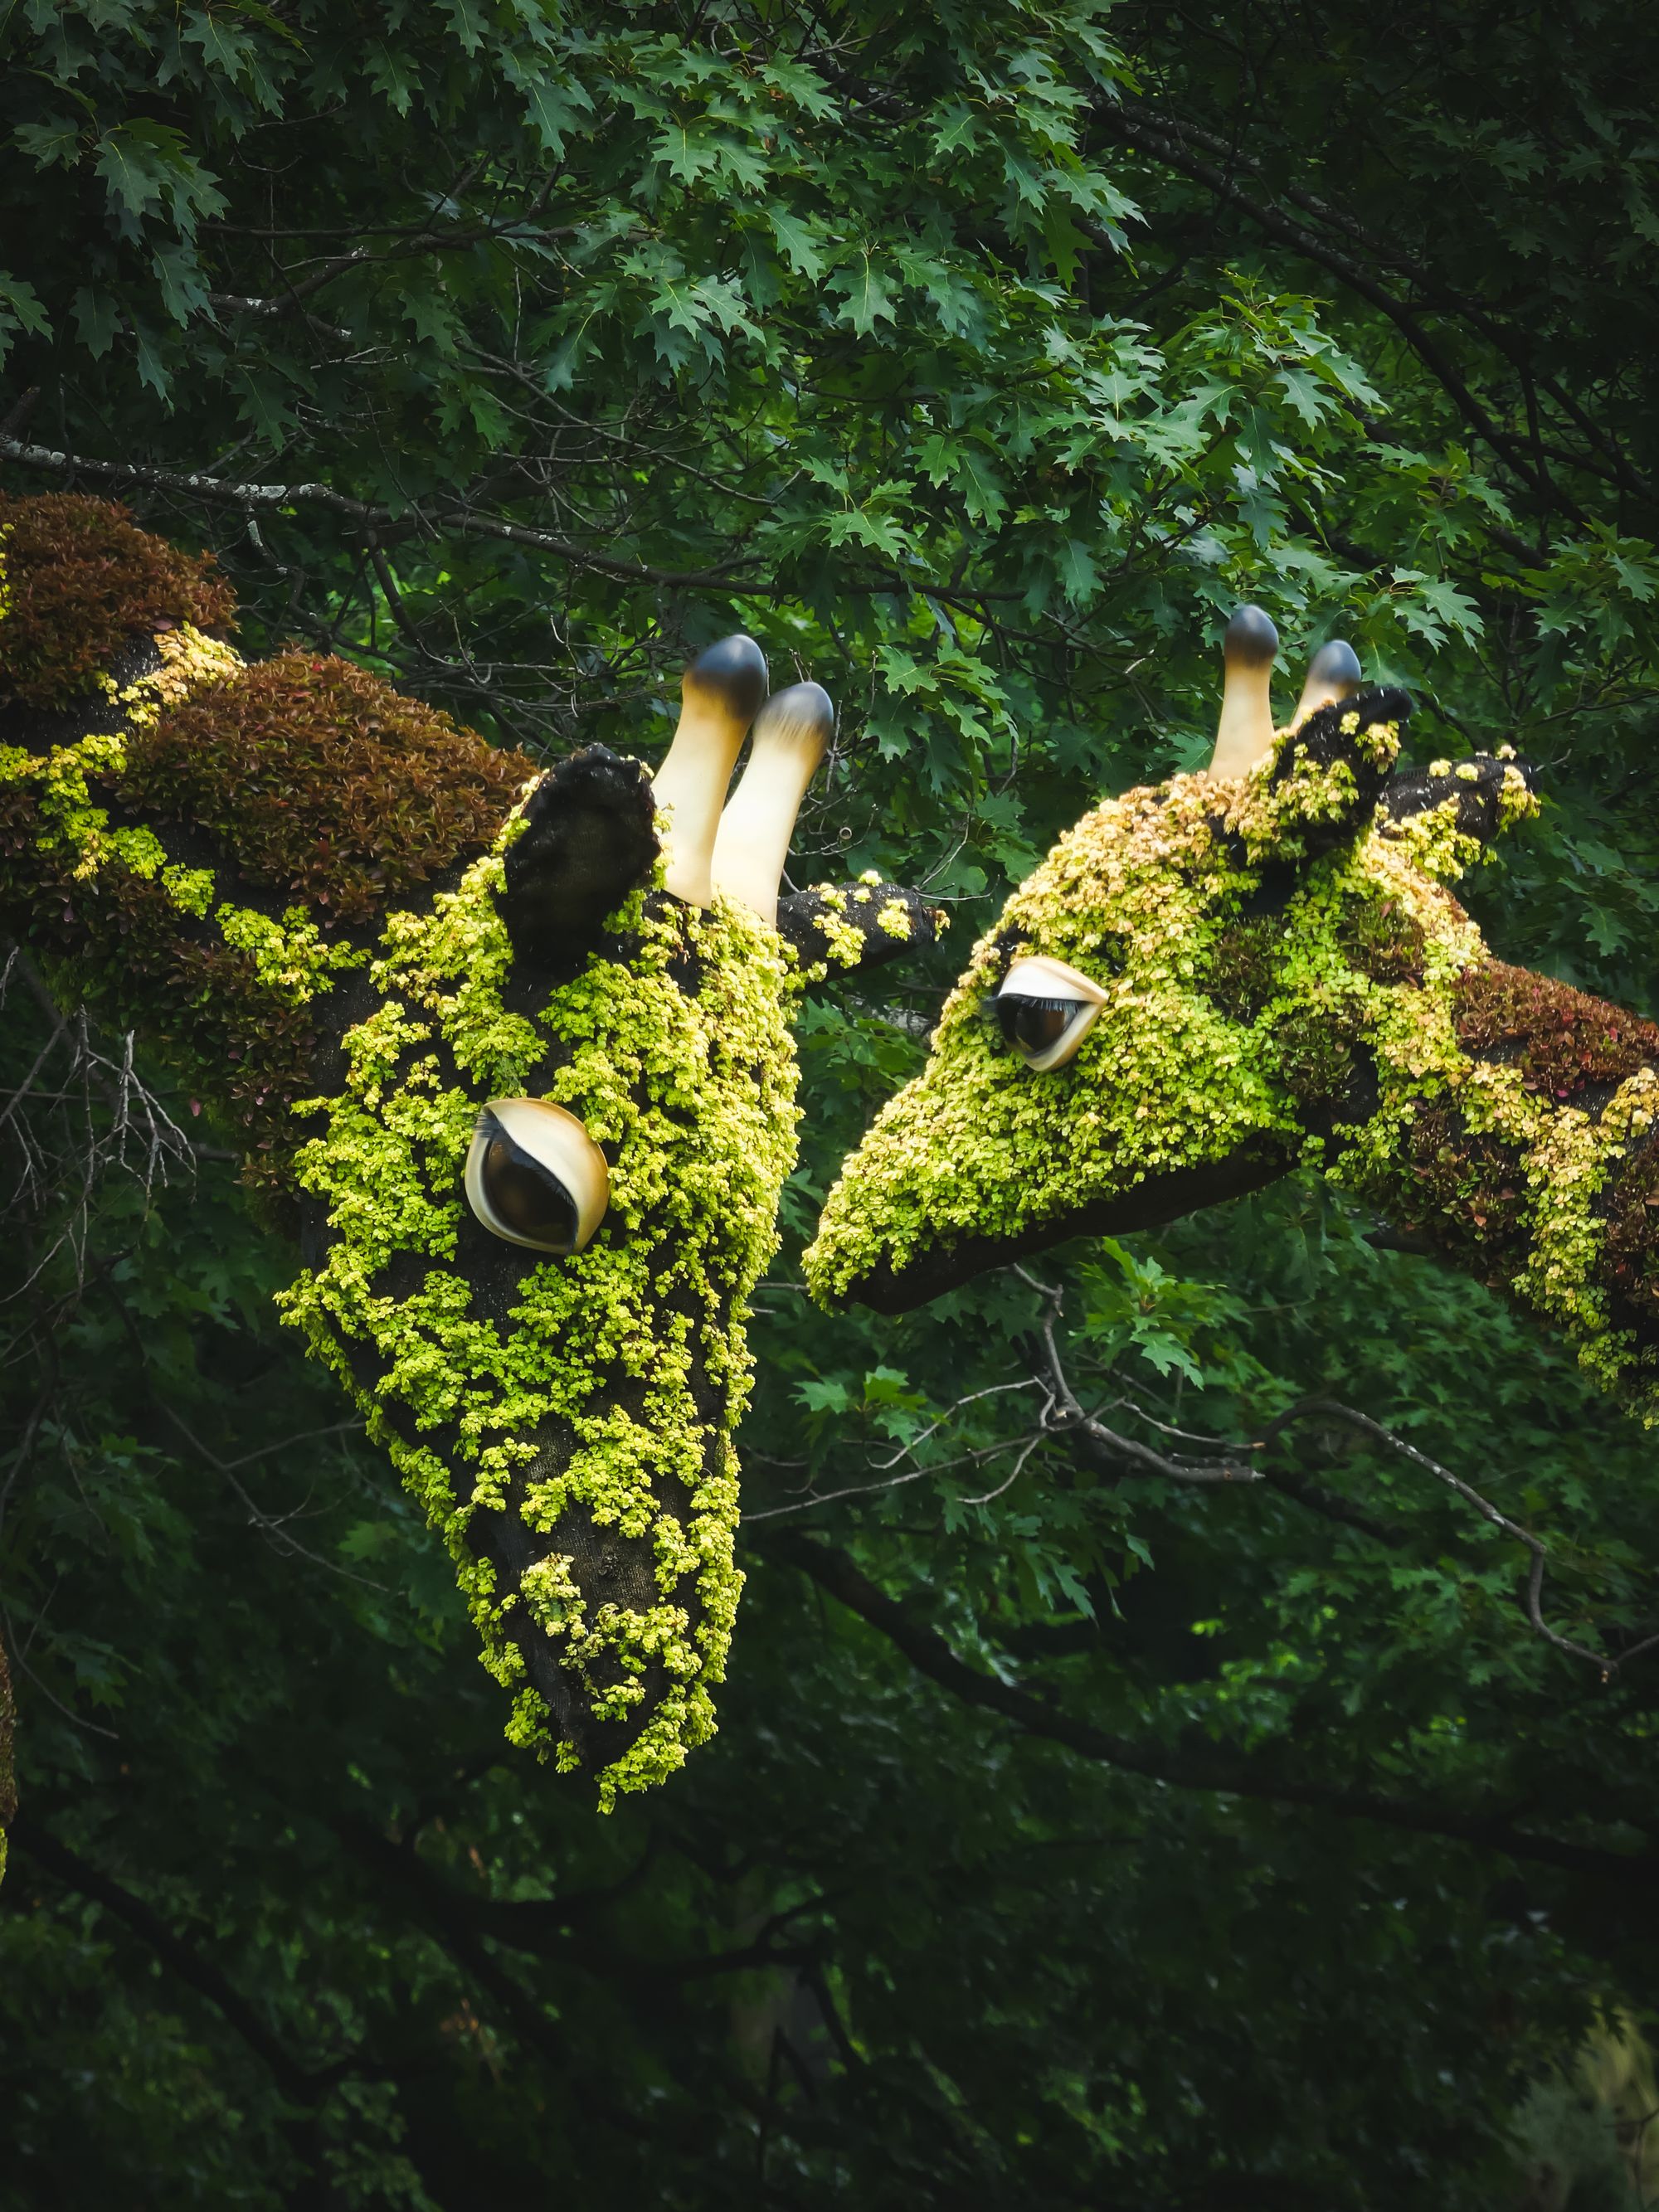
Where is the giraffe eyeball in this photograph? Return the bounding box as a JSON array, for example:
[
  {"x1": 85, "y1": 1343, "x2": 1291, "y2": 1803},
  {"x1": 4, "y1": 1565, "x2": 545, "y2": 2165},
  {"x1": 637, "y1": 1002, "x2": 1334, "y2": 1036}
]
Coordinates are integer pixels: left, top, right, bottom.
[
  {"x1": 994, "y1": 955, "x2": 1108, "y2": 1073},
  {"x1": 465, "y1": 1099, "x2": 610, "y2": 1254}
]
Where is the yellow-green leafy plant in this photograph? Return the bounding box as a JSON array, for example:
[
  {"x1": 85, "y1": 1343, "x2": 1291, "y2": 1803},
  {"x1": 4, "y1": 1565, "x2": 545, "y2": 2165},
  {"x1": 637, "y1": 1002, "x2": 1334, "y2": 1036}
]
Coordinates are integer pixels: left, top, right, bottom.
[
  {"x1": 808, "y1": 608, "x2": 1659, "y2": 1422},
  {"x1": 0, "y1": 493, "x2": 938, "y2": 1808}
]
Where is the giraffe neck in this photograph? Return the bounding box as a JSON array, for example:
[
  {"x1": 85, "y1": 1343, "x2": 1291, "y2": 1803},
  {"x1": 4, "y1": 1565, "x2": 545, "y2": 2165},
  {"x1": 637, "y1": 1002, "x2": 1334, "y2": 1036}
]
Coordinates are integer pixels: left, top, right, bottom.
[{"x1": 1336, "y1": 955, "x2": 1659, "y2": 1407}]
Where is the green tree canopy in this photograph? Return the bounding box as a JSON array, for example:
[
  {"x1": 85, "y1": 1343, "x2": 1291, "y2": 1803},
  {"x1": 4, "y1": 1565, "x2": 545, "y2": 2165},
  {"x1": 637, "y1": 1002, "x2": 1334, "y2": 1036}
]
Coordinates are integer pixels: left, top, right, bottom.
[{"x1": 2, "y1": 1, "x2": 1658, "y2": 2203}]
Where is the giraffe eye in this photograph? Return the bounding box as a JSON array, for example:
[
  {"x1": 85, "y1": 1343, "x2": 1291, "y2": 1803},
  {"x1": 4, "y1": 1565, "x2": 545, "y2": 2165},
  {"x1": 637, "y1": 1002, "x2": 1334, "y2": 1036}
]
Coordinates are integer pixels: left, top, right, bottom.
[
  {"x1": 995, "y1": 956, "x2": 1108, "y2": 1073},
  {"x1": 465, "y1": 1099, "x2": 610, "y2": 1254}
]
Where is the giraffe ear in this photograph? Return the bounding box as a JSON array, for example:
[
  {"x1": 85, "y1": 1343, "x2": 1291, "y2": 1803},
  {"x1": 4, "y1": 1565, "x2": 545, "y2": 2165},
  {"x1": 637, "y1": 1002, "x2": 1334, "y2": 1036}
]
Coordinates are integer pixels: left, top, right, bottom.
[
  {"x1": 775, "y1": 882, "x2": 944, "y2": 980},
  {"x1": 496, "y1": 745, "x2": 659, "y2": 967},
  {"x1": 1381, "y1": 751, "x2": 1540, "y2": 864},
  {"x1": 1245, "y1": 683, "x2": 1415, "y2": 857}
]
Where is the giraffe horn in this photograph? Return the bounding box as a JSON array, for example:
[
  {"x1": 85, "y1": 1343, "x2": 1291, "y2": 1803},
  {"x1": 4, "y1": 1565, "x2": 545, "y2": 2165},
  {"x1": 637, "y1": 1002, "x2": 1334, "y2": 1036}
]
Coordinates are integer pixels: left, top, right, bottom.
[
  {"x1": 1293, "y1": 639, "x2": 1363, "y2": 726},
  {"x1": 651, "y1": 634, "x2": 769, "y2": 906},
  {"x1": 709, "y1": 682, "x2": 834, "y2": 928},
  {"x1": 1206, "y1": 605, "x2": 1279, "y2": 780}
]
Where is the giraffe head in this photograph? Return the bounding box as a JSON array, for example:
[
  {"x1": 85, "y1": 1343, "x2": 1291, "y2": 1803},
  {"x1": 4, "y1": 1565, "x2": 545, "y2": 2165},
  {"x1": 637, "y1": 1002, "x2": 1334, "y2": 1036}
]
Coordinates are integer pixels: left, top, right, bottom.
[
  {"x1": 283, "y1": 646, "x2": 938, "y2": 1805},
  {"x1": 0, "y1": 493, "x2": 940, "y2": 1803},
  {"x1": 805, "y1": 608, "x2": 1540, "y2": 1319}
]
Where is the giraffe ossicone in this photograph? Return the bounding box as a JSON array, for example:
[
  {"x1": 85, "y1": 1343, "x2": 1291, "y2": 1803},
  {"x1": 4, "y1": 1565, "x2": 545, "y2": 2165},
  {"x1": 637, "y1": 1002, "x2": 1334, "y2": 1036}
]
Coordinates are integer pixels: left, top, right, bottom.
[{"x1": 806, "y1": 612, "x2": 1659, "y2": 1424}]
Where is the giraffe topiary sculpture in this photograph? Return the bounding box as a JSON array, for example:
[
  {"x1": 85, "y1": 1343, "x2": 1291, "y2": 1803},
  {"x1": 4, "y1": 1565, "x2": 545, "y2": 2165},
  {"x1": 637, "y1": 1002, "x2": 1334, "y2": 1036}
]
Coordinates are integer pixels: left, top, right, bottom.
[
  {"x1": 806, "y1": 607, "x2": 1659, "y2": 1423},
  {"x1": 0, "y1": 491, "x2": 939, "y2": 1811}
]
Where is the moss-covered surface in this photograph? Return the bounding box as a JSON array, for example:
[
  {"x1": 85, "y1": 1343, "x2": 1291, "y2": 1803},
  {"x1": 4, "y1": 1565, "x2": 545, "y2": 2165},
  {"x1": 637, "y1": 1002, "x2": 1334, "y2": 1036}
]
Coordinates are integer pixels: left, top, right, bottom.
[
  {"x1": 808, "y1": 697, "x2": 1659, "y2": 1419},
  {"x1": 807, "y1": 695, "x2": 1428, "y2": 1305},
  {"x1": 281, "y1": 831, "x2": 805, "y2": 1804},
  {"x1": 124, "y1": 649, "x2": 534, "y2": 924},
  {"x1": 267, "y1": 843, "x2": 906, "y2": 1798},
  {"x1": 775, "y1": 873, "x2": 937, "y2": 980},
  {"x1": 0, "y1": 491, "x2": 235, "y2": 712},
  {"x1": 1, "y1": 491, "x2": 937, "y2": 1799},
  {"x1": 0, "y1": 497, "x2": 537, "y2": 1178},
  {"x1": 1229, "y1": 688, "x2": 1413, "y2": 862},
  {"x1": 0, "y1": 618, "x2": 338, "y2": 1167}
]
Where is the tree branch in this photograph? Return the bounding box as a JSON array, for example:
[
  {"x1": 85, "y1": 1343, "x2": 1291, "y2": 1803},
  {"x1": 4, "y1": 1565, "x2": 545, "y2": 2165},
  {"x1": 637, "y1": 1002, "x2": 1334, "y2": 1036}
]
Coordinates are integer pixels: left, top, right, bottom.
[
  {"x1": 0, "y1": 436, "x2": 1038, "y2": 620},
  {"x1": 337, "y1": 1818, "x2": 812, "y2": 1987},
  {"x1": 756, "y1": 1529, "x2": 1659, "y2": 1888},
  {"x1": 1258, "y1": 1400, "x2": 1643, "y2": 1673},
  {"x1": 1132, "y1": 102, "x2": 1656, "y2": 511},
  {"x1": 1092, "y1": 100, "x2": 1589, "y2": 525},
  {"x1": 9, "y1": 1812, "x2": 343, "y2": 2102},
  {"x1": 0, "y1": 438, "x2": 749, "y2": 590}
]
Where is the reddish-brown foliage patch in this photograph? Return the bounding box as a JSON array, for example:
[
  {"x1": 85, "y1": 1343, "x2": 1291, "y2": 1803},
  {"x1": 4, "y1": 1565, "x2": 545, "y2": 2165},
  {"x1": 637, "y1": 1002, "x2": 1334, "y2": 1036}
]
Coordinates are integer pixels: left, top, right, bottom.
[
  {"x1": 0, "y1": 493, "x2": 236, "y2": 711},
  {"x1": 1395, "y1": 1103, "x2": 1530, "y2": 1256},
  {"x1": 1265, "y1": 1000, "x2": 1367, "y2": 1112},
  {"x1": 1204, "y1": 917, "x2": 1281, "y2": 1023},
  {"x1": 1600, "y1": 1139, "x2": 1659, "y2": 1334},
  {"x1": 123, "y1": 651, "x2": 536, "y2": 924},
  {"x1": 1453, "y1": 960, "x2": 1659, "y2": 1106},
  {"x1": 1334, "y1": 893, "x2": 1427, "y2": 984}
]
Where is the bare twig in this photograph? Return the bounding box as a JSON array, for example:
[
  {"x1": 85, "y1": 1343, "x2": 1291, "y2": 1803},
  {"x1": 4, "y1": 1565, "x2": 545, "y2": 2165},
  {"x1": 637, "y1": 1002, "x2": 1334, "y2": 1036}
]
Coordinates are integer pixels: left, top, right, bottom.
[
  {"x1": 1257, "y1": 1399, "x2": 1627, "y2": 1675},
  {"x1": 0, "y1": 436, "x2": 752, "y2": 588},
  {"x1": 1034, "y1": 1306, "x2": 1260, "y2": 1487},
  {"x1": 749, "y1": 1260, "x2": 1657, "y2": 1681},
  {"x1": 0, "y1": 947, "x2": 194, "y2": 1303}
]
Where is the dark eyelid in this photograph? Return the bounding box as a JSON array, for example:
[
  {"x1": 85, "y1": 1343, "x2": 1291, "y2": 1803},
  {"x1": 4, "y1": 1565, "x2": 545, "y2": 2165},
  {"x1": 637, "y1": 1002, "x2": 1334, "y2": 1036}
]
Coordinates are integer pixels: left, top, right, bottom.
[
  {"x1": 480, "y1": 1130, "x2": 577, "y2": 1247},
  {"x1": 984, "y1": 993, "x2": 1088, "y2": 1027}
]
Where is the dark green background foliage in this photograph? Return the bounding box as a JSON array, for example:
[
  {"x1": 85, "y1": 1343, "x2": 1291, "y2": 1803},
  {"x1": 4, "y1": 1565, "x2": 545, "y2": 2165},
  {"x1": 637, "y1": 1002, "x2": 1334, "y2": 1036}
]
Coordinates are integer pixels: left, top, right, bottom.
[{"x1": 2, "y1": 1, "x2": 1658, "y2": 2202}]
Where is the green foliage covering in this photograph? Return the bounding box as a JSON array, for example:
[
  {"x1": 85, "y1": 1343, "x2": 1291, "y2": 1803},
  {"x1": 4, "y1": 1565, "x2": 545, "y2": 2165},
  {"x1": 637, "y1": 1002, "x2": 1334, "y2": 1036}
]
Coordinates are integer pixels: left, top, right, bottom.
[
  {"x1": 285, "y1": 848, "x2": 801, "y2": 1806},
  {"x1": 0, "y1": 494, "x2": 926, "y2": 1796},
  {"x1": 4, "y1": 0, "x2": 1659, "y2": 2204},
  {"x1": 801, "y1": 696, "x2": 1429, "y2": 1297},
  {"x1": 808, "y1": 702, "x2": 1659, "y2": 1409}
]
